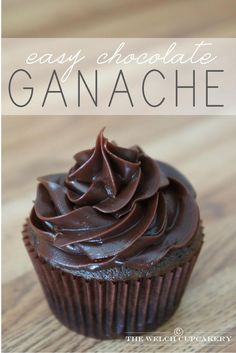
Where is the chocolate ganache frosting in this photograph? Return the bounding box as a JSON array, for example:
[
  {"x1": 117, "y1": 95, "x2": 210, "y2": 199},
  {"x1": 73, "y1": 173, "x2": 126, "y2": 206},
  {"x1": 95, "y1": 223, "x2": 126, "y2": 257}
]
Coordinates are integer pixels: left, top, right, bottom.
[{"x1": 29, "y1": 130, "x2": 200, "y2": 272}]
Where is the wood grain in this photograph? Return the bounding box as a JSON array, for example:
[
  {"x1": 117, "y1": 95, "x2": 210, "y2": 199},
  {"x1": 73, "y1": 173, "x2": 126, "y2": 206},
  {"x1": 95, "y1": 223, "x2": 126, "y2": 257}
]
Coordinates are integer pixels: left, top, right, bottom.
[
  {"x1": 2, "y1": 116, "x2": 236, "y2": 353},
  {"x1": 2, "y1": 0, "x2": 236, "y2": 37},
  {"x1": 2, "y1": 0, "x2": 236, "y2": 351}
]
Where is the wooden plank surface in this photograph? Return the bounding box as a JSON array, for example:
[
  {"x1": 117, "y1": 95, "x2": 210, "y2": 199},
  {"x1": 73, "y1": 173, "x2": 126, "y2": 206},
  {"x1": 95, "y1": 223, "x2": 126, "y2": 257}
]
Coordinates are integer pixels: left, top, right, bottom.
[
  {"x1": 2, "y1": 0, "x2": 236, "y2": 37},
  {"x1": 2, "y1": 116, "x2": 236, "y2": 352},
  {"x1": 2, "y1": 0, "x2": 236, "y2": 352}
]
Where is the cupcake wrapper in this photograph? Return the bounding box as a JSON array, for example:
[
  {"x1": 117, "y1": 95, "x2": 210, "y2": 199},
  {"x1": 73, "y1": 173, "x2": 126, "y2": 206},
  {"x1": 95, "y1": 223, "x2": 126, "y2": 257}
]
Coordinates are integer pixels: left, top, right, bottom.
[{"x1": 23, "y1": 224, "x2": 201, "y2": 339}]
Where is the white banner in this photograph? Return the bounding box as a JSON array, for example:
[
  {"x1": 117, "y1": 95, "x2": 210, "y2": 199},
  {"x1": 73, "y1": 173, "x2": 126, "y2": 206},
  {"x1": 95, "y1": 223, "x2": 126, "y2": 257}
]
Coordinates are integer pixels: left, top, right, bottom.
[{"x1": 2, "y1": 38, "x2": 236, "y2": 115}]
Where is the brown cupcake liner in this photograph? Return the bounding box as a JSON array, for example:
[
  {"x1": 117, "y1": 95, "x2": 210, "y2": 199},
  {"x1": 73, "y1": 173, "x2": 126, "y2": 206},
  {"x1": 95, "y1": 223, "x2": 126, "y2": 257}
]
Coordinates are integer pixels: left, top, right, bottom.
[{"x1": 23, "y1": 224, "x2": 201, "y2": 339}]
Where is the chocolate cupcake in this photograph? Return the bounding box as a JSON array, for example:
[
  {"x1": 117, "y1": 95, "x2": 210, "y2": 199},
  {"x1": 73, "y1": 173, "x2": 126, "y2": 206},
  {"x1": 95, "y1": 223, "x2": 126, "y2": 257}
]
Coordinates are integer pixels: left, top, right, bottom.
[{"x1": 23, "y1": 129, "x2": 203, "y2": 339}]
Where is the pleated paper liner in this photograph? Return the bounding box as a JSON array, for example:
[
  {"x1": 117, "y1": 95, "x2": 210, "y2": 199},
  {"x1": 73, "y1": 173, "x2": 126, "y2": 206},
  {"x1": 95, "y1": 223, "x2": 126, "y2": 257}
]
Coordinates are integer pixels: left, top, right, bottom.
[{"x1": 23, "y1": 223, "x2": 201, "y2": 339}]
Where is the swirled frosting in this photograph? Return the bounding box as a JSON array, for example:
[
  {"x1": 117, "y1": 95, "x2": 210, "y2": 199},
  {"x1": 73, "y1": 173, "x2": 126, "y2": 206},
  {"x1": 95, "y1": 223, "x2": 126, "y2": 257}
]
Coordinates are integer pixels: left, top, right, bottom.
[{"x1": 29, "y1": 130, "x2": 200, "y2": 271}]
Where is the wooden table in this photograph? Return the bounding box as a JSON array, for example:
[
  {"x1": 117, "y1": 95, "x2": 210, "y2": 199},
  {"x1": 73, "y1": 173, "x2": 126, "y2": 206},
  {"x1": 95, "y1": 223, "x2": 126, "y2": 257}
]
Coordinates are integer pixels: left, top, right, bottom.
[
  {"x1": 2, "y1": 0, "x2": 236, "y2": 352},
  {"x1": 2, "y1": 116, "x2": 236, "y2": 352},
  {"x1": 2, "y1": 0, "x2": 236, "y2": 37}
]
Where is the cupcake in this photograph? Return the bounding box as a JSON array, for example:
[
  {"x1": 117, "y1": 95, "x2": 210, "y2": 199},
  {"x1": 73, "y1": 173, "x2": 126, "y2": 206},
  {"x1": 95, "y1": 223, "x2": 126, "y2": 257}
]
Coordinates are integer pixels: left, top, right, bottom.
[{"x1": 23, "y1": 129, "x2": 203, "y2": 339}]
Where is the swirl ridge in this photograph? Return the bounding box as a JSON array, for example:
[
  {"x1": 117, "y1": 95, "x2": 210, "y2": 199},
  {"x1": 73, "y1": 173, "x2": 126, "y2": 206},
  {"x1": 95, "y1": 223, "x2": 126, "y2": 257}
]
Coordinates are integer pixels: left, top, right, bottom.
[{"x1": 29, "y1": 130, "x2": 199, "y2": 271}]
